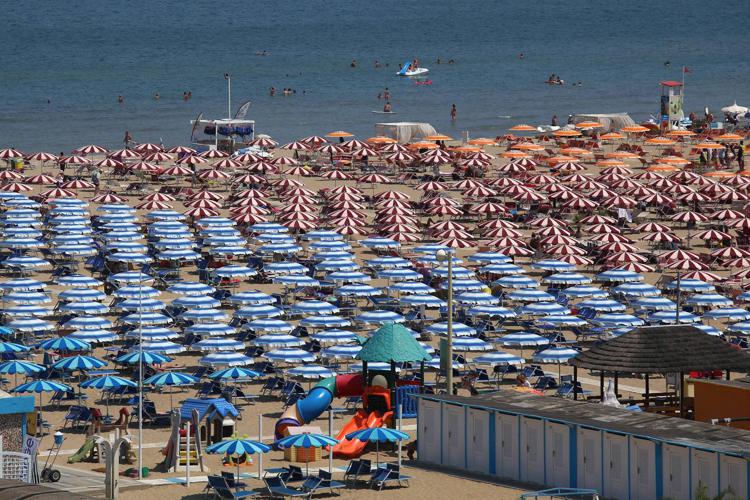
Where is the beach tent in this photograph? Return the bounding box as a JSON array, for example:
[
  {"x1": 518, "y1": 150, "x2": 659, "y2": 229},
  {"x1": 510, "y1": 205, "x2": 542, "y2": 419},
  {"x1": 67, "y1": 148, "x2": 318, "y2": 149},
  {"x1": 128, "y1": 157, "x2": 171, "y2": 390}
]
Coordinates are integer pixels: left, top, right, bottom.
[
  {"x1": 374, "y1": 122, "x2": 437, "y2": 143},
  {"x1": 571, "y1": 113, "x2": 636, "y2": 132}
]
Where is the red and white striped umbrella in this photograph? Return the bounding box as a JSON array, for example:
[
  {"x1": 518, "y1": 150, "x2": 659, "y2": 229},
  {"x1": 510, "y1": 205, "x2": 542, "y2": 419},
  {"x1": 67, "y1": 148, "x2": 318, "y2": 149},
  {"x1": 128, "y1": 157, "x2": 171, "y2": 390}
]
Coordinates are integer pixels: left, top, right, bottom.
[
  {"x1": 663, "y1": 184, "x2": 693, "y2": 196},
  {"x1": 271, "y1": 157, "x2": 299, "y2": 166},
  {"x1": 329, "y1": 217, "x2": 367, "y2": 227},
  {"x1": 535, "y1": 226, "x2": 571, "y2": 237},
  {"x1": 328, "y1": 200, "x2": 365, "y2": 211},
  {"x1": 487, "y1": 237, "x2": 526, "y2": 248},
  {"x1": 375, "y1": 190, "x2": 410, "y2": 201},
  {"x1": 598, "y1": 242, "x2": 640, "y2": 253},
  {"x1": 634, "y1": 222, "x2": 672, "y2": 233},
  {"x1": 699, "y1": 183, "x2": 733, "y2": 196},
  {"x1": 340, "y1": 139, "x2": 368, "y2": 151},
  {"x1": 641, "y1": 232, "x2": 680, "y2": 243},
  {"x1": 135, "y1": 200, "x2": 173, "y2": 210},
  {"x1": 385, "y1": 232, "x2": 420, "y2": 242},
  {"x1": 358, "y1": 173, "x2": 392, "y2": 184},
  {"x1": 61, "y1": 179, "x2": 94, "y2": 189},
  {"x1": 606, "y1": 252, "x2": 648, "y2": 263},
  {"x1": 560, "y1": 173, "x2": 591, "y2": 184},
  {"x1": 596, "y1": 173, "x2": 627, "y2": 184},
  {"x1": 658, "y1": 249, "x2": 700, "y2": 262},
  {"x1": 185, "y1": 199, "x2": 222, "y2": 209},
  {"x1": 327, "y1": 209, "x2": 367, "y2": 219},
  {"x1": 197, "y1": 169, "x2": 231, "y2": 180},
  {"x1": 622, "y1": 186, "x2": 656, "y2": 198},
  {"x1": 132, "y1": 143, "x2": 162, "y2": 154},
  {"x1": 142, "y1": 192, "x2": 177, "y2": 202},
  {"x1": 26, "y1": 152, "x2": 57, "y2": 162},
  {"x1": 231, "y1": 205, "x2": 272, "y2": 215},
  {"x1": 188, "y1": 190, "x2": 223, "y2": 201},
  {"x1": 165, "y1": 146, "x2": 196, "y2": 155},
  {"x1": 614, "y1": 262, "x2": 655, "y2": 273},
  {"x1": 300, "y1": 136, "x2": 329, "y2": 146},
  {"x1": 588, "y1": 233, "x2": 631, "y2": 243},
  {"x1": 546, "y1": 244, "x2": 586, "y2": 256},
  {"x1": 333, "y1": 226, "x2": 369, "y2": 236},
  {"x1": 732, "y1": 268, "x2": 750, "y2": 280},
  {"x1": 640, "y1": 193, "x2": 675, "y2": 206},
  {"x1": 538, "y1": 235, "x2": 580, "y2": 247},
  {"x1": 724, "y1": 258, "x2": 750, "y2": 268},
  {"x1": 471, "y1": 202, "x2": 506, "y2": 215},
  {"x1": 574, "y1": 180, "x2": 608, "y2": 191},
  {"x1": 526, "y1": 174, "x2": 557, "y2": 186},
  {"x1": 497, "y1": 163, "x2": 528, "y2": 175},
  {"x1": 541, "y1": 183, "x2": 571, "y2": 194},
  {"x1": 75, "y1": 144, "x2": 109, "y2": 155},
  {"x1": 586, "y1": 223, "x2": 621, "y2": 234},
  {"x1": 40, "y1": 188, "x2": 76, "y2": 198},
  {"x1": 212, "y1": 158, "x2": 243, "y2": 170},
  {"x1": 320, "y1": 169, "x2": 352, "y2": 180},
  {"x1": 416, "y1": 181, "x2": 449, "y2": 192},
  {"x1": 681, "y1": 271, "x2": 722, "y2": 282},
  {"x1": 129, "y1": 161, "x2": 160, "y2": 172},
  {"x1": 439, "y1": 237, "x2": 476, "y2": 248},
  {"x1": 0, "y1": 148, "x2": 24, "y2": 158},
  {"x1": 329, "y1": 185, "x2": 363, "y2": 195},
  {"x1": 184, "y1": 207, "x2": 220, "y2": 218},
  {"x1": 664, "y1": 259, "x2": 710, "y2": 271},
  {"x1": 379, "y1": 143, "x2": 409, "y2": 153},
  {"x1": 513, "y1": 190, "x2": 547, "y2": 202},
  {"x1": 586, "y1": 189, "x2": 618, "y2": 201},
  {"x1": 328, "y1": 192, "x2": 365, "y2": 202},
  {"x1": 281, "y1": 219, "x2": 318, "y2": 231},
  {"x1": 463, "y1": 186, "x2": 497, "y2": 198},
  {"x1": 722, "y1": 175, "x2": 750, "y2": 187},
  {"x1": 0, "y1": 182, "x2": 31, "y2": 192},
  {"x1": 434, "y1": 229, "x2": 474, "y2": 240},
  {"x1": 709, "y1": 247, "x2": 750, "y2": 259},
  {"x1": 246, "y1": 161, "x2": 278, "y2": 173},
  {"x1": 727, "y1": 218, "x2": 750, "y2": 232},
  {"x1": 425, "y1": 205, "x2": 463, "y2": 216},
  {"x1": 23, "y1": 174, "x2": 57, "y2": 185},
  {"x1": 494, "y1": 246, "x2": 534, "y2": 257},
  {"x1": 376, "y1": 214, "x2": 419, "y2": 225},
  {"x1": 676, "y1": 191, "x2": 711, "y2": 204},
  {"x1": 274, "y1": 178, "x2": 304, "y2": 190},
  {"x1": 453, "y1": 179, "x2": 483, "y2": 190},
  {"x1": 109, "y1": 149, "x2": 141, "y2": 160},
  {"x1": 711, "y1": 209, "x2": 744, "y2": 221},
  {"x1": 236, "y1": 188, "x2": 270, "y2": 199},
  {"x1": 284, "y1": 166, "x2": 313, "y2": 176},
  {"x1": 317, "y1": 144, "x2": 346, "y2": 155},
  {"x1": 178, "y1": 155, "x2": 209, "y2": 166},
  {"x1": 579, "y1": 214, "x2": 616, "y2": 225},
  {"x1": 670, "y1": 211, "x2": 709, "y2": 224},
  {"x1": 143, "y1": 152, "x2": 172, "y2": 163},
  {"x1": 351, "y1": 147, "x2": 379, "y2": 158},
  {"x1": 161, "y1": 165, "x2": 193, "y2": 176},
  {"x1": 482, "y1": 227, "x2": 523, "y2": 238},
  {"x1": 423, "y1": 196, "x2": 459, "y2": 207},
  {"x1": 0, "y1": 171, "x2": 22, "y2": 180},
  {"x1": 234, "y1": 153, "x2": 264, "y2": 164},
  {"x1": 95, "y1": 158, "x2": 124, "y2": 169},
  {"x1": 379, "y1": 223, "x2": 419, "y2": 234},
  {"x1": 60, "y1": 155, "x2": 91, "y2": 165},
  {"x1": 695, "y1": 229, "x2": 732, "y2": 241},
  {"x1": 199, "y1": 149, "x2": 229, "y2": 159},
  {"x1": 460, "y1": 158, "x2": 491, "y2": 168},
  {"x1": 281, "y1": 141, "x2": 311, "y2": 151},
  {"x1": 556, "y1": 254, "x2": 594, "y2": 266},
  {"x1": 430, "y1": 221, "x2": 468, "y2": 232},
  {"x1": 715, "y1": 191, "x2": 749, "y2": 203},
  {"x1": 602, "y1": 195, "x2": 637, "y2": 209},
  {"x1": 384, "y1": 152, "x2": 415, "y2": 163},
  {"x1": 91, "y1": 192, "x2": 126, "y2": 203},
  {"x1": 249, "y1": 137, "x2": 278, "y2": 149},
  {"x1": 234, "y1": 174, "x2": 266, "y2": 184},
  {"x1": 553, "y1": 161, "x2": 586, "y2": 172},
  {"x1": 527, "y1": 216, "x2": 564, "y2": 228},
  {"x1": 547, "y1": 190, "x2": 579, "y2": 201},
  {"x1": 232, "y1": 213, "x2": 268, "y2": 224},
  {"x1": 562, "y1": 198, "x2": 598, "y2": 210}
]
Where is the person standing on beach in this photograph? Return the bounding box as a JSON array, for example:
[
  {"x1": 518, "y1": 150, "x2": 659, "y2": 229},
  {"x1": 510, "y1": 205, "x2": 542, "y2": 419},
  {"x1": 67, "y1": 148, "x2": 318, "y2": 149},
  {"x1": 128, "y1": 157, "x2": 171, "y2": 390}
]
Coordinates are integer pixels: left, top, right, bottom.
[
  {"x1": 551, "y1": 115, "x2": 558, "y2": 126},
  {"x1": 450, "y1": 104, "x2": 457, "y2": 121},
  {"x1": 124, "y1": 130, "x2": 132, "y2": 148}
]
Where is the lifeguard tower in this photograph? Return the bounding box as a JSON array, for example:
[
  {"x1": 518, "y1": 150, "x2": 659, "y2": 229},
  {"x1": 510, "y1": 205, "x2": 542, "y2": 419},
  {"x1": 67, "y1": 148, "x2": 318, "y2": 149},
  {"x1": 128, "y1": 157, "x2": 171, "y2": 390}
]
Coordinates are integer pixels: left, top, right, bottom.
[{"x1": 659, "y1": 80, "x2": 684, "y2": 131}]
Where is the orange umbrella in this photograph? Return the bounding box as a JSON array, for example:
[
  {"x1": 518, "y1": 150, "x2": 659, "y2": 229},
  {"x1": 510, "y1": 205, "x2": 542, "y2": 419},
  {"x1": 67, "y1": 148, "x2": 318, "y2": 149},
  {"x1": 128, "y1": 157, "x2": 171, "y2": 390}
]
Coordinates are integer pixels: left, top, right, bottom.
[
  {"x1": 596, "y1": 159, "x2": 626, "y2": 167},
  {"x1": 559, "y1": 147, "x2": 592, "y2": 156},
  {"x1": 620, "y1": 125, "x2": 649, "y2": 133},
  {"x1": 666, "y1": 130, "x2": 696, "y2": 138},
  {"x1": 513, "y1": 142, "x2": 545, "y2": 151},
  {"x1": 704, "y1": 171, "x2": 735, "y2": 178},
  {"x1": 408, "y1": 142, "x2": 439, "y2": 150},
  {"x1": 716, "y1": 133, "x2": 743, "y2": 141},
  {"x1": 656, "y1": 156, "x2": 690, "y2": 165},
  {"x1": 575, "y1": 121, "x2": 603, "y2": 129},
  {"x1": 605, "y1": 151, "x2": 640, "y2": 159},
  {"x1": 645, "y1": 137, "x2": 676, "y2": 146},
  {"x1": 600, "y1": 132, "x2": 624, "y2": 140},
  {"x1": 327, "y1": 130, "x2": 354, "y2": 138},
  {"x1": 739, "y1": 170, "x2": 750, "y2": 177},
  {"x1": 552, "y1": 129, "x2": 582, "y2": 137},
  {"x1": 451, "y1": 146, "x2": 481, "y2": 153},
  {"x1": 367, "y1": 136, "x2": 397, "y2": 144},
  {"x1": 501, "y1": 151, "x2": 531, "y2": 159},
  {"x1": 695, "y1": 142, "x2": 725, "y2": 150},
  {"x1": 423, "y1": 134, "x2": 453, "y2": 141},
  {"x1": 509, "y1": 124, "x2": 536, "y2": 131},
  {"x1": 468, "y1": 138, "x2": 497, "y2": 146},
  {"x1": 646, "y1": 164, "x2": 679, "y2": 172},
  {"x1": 546, "y1": 155, "x2": 576, "y2": 165}
]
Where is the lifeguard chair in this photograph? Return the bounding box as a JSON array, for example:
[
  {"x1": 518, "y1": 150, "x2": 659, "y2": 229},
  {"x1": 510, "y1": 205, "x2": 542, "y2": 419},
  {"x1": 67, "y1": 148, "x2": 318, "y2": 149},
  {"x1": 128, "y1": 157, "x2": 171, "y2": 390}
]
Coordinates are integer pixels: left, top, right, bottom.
[{"x1": 659, "y1": 81, "x2": 684, "y2": 131}]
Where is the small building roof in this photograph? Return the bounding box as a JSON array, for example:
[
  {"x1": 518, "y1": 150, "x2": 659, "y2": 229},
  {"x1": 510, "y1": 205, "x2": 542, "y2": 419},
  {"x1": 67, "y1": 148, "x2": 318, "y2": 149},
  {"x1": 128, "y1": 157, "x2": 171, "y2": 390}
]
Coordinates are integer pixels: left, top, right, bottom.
[
  {"x1": 180, "y1": 397, "x2": 239, "y2": 421},
  {"x1": 356, "y1": 323, "x2": 431, "y2": 363},
  {"x1": 570, "y1": 325, "x2": 750, "y2": 374}
]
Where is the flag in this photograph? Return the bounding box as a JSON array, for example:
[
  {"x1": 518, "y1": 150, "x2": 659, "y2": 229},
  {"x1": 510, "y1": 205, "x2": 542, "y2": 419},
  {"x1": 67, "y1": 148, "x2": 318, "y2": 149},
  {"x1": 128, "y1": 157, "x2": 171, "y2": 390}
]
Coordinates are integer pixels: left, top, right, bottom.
[
  {"x1": 234, "y1": 101, "x2": 252, "y2": 120},
  {"x1": 682, "y1": 66, "x2": 691, "y2": 74}
]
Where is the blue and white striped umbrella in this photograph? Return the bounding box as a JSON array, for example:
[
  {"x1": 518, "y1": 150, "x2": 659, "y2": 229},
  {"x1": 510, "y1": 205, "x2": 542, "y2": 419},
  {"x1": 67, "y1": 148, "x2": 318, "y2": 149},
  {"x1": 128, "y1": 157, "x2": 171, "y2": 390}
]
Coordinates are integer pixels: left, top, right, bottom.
[
  {"x1": 115, "y1": 351, "x2": 172, "y2": 365},
  {"x1": 98, "y1": 203, "x2": 134, "y2": 213},
  {"x1": 596, "y1": 269, "x2": 644, "y2": 283},
  {"x1": 257, "y1": 243, "x2": 301, "y2": 255},
  {"x1": 0, "y1": 341, "x2": 30, "y2": 354},
  {"x1": 290, "y1": 300, "x2": 339, "y2": 316},
  {"x1": 251, "y1": 334, "x2": 305, "y2": 348},
  {"x1": 245, "y1": 319, "x2": 293, "y2": 333},
  {"x1": 214, "y1": 265, "x2": 258, "y2": 278},
  {"x1": 455, "y1": 292, "x2": 499, "y2": 306},
  {"x1": 542, "y1": 273, "x2": 592, "y2": 285},
  {"x1": 473, "y1": 351, "x2": 524, "y2": 366},
  {"x1": 612, "y1": 283, "x2": 661, "y2": 297},
  {"x1": 125, "y1": 327, "x2": 179, "y2": 340},
  {"x1": 416, "y1": 254, "x2": 462, "y2": 266},
  {"x1": 663, "y1": 279, "x2": 714, "y2": 293},
  {"x1": 311, "y1": 240, "x2": 351, "y2": 252},
  {"x1": 388, "y1": 282, "x2": 434, "y2": 295},
  {"x1": 120, "y1": 312, "x2": 172, "y2": 326},
  {"x1": 81, "y1": 375, "x2": 135, "y2": 390},
  {"x1": 52, "y1": 235, "x2": 94, "y2": 246},
  {"x1": 425, "y1": 322, "x2": 476, "y2": 337},
  {"x1": 146, "y1": 210, "x2": 184, "y2": 220},
  {"x1": 56, "y1": 275, "x2": 103, "y2": 288},
  {"x1": 204, "y1": 236, "x2": 245, "y2": 247},
  {"x1": 251, "y1": 222, "x2": 289, "y2": 234},
  {"x1": 199, "y1": 352, "x2": 253, "y2": 367},
  {"x1": 59, "y1": 288, "x2": 106, "y2": 302},
  {"x1": 400, "y1": 294, "x2": 445, "y2": 308},
  {"x1": 7, "y1": 318, "x2": 54, "y2": 332},
  {"x1": 431, "y1": 266, "x2": 474, "y2": 279},
  {"x1": 152, "y1": 238, "x2": 195, "y2": 251},
  {"x1": 355, "y1": 310, "x2": 405, "y2": 325},
  {"x1": 316, "y1": 259, "x2": 359, "y2": 272},
  {"x1": 208, "y1": 246, "x2": 252, "y2": 256},
  {"x1": 167, "y1": 282, "x2": 215, "y2": 296},
  {"x1": 263, "y1": 262, "x2": 308, "y2": 275},
  {"x1": 312, "y1": 251, "x2": 354, "y2": 261},
  {"x1": 4, "y1": 305, "x2": 51, "y2": 317},
  {"x1": 144, "y1": 370, "x2": 199, "y2": 387},
  {"x1": 157, "y1": 249, "x2": 200, "y2": 261},
  {"x1": 648, "y1": 311, "x2": 700, "y2": 324},
  {"x1": 360, "y1": 237, "x2": 399, "y2": 249},
  {"x1": 595, "y1": 313, "x2": 646, "y2": 327},
  {"x1": 287, "y1": 365, "x2": 335, "y2": 379},
  {"x1": 172, "y1": 295, "x2": 221, "y2": 309},
  {"x1": 703, "y1": 308, "x2": 750, "y2": 321},
  {"x1": 366, "y1": 257, "x2": 410, "y2": 269},
  {"x1": 209, "y1": 367, "x2": 262, "y2": 381},
  {"x1": 185, "y1": 323, "x2": 236, "y2": 336},
  {"x1": 327, "y1": 271, "x2": 371, "y2": 284},
  {"x1": 507, "y1": 289, "x2": 555, "y2": 302},
  {"x1": 736, "y1": 291, "x2": 750, "y2": 302},
  {"x1": 536, "y1": 315, "x2": 588, "y2": 328},
  {"x1": 275, "y1": 433, "x2": 338, "y2": 449},
  {"x1": 413, "y1": 244, "x2": 451, "y2": 254},
  {"x1": 633, "y1": 297, "x2": 676, "y2": 311},
  {"x1": 206, "y1": 438, "x2": 271, "y2": 457},
  {"x1": 38, "y1": 336, "x2": 90, "y2": 351},
  {"x1": 228, "y1": 291, "x2": 275, "y2": 306},
  {"x1": 494, "y1": 276, "x2": 538, "y2": 289},
  {"x1": 305, "y1": 230, "x2": 344, "y2": 241},
  {"x1": 107, "y1": 271, "x2": 154, "y2": 285},
  {"x1": 685, "y1": 294, "x2": 733, "y2": 307},
  {"x1": 106, "y1": 242, "x2": 148, "y2": 253},
  {"x1": 532, "y1": 347, "x2": 579, "y2": 364},
  {"x1": 320, "y1": 344, "x2": 361, "y2": 359},
  {"x1": 52, "y1": 244, "x2": 97, "y2": 257},
  {"x1": 519, "y1": 302, "x2": 570, "y2": 316},
  {"x1": 274, "y1": 275, "x2": 320, "y2": 287},
  {"x1": 52, "y1": 354, "x2": 107, "y2": 371},
  {"x1": 466, "y1": 305, "x2": 517, "y2": 318},
  {"x1": 377, "y1": 269, "x2": 421, "y2": 282},
  {"x1": 577, "y1": 299, "x2": 626, "y2": 312},
  {"x1": 5, "y1": 291, "x2": 50, "y2": 304},
  {"x1": 113, "y1": 285, "x2": 161, "y2": 299},
  {"x1": 192, "y1": 338, "x2": 245, "y2": 352},
  {"x1": 468, "y1": 252, "x2": 512, "y2": 264},
  {"x1": 1, "y1": 238, "x2": 44, "y2": 249},
  {"x1": 3, "y1": 256, "x2": 50, "y2": 269},
  {"x1": 68, "y1": 329, "x2": 118, "y2": 343},
  {"x1": 235, "y1": 304, "x2": 282, "y2": 319},
  {"x1": 335, "y1": 284, "x2": 381, "y2": 297},
  {"x1": 346, "y1": 427, "x2": 409, "y2": 444},
  {"x1": 181, "y1": 308, "x2": 228, "y2": 322},
  {"x1": 299, "y1": 315, "x2": 351, "y2": 328},
  {"x1": 497, "y1": 332, "x2": 550, "y2": 347},
  {"x1": 13, "y1": 380, "x2": 71, "y2": 394},
  {"x1": 310, "y1": 329, "x2": 358, "y2": 344},
  {"x1": 118, "y1": 298, "x2": 165, "y2": 312},
  {"x1": 440, "y1": 279, "x2": 485, "y2": 292},
  {"x1": 480, "y1": 263, "x2": 525, "y2": 275},
  {"x1": 0, "y1": 278, "x2": 45, "y2": 291},
  {"x1": 531, "y1": 260, "x2": 576, "y2": 272},
  {"x1": 452, "y1": 338, "x2": 492, "y2": 352},
  {"x1": 262, "y1": 348, "x2": 316, "y2": 363},
  {"x1": 63, "y1": 316, "x2": 113, "y2": 331},
  {"x1": 59, "y1": 301, "x2": 110, "y2": 315},
  {"x1": 0, "y1": 360, "x2": 43, "y2": 377},
  {"x1": 106, "y1": 252, "x2": 153, "y2": 264},
  {"x1": 425, "y1": 357, "x2": 461, "y2": 370},
  {"x1": 693, "y1": 324, "x2": 722, "y2": 336}
]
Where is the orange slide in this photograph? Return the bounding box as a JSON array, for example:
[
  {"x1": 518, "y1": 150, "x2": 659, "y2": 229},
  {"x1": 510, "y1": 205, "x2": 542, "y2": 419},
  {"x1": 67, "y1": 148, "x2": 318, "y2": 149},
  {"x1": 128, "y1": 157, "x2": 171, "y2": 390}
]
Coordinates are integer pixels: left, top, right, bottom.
[{"x1": 333, "y1": 409, "x2": 392, "y2": 458}]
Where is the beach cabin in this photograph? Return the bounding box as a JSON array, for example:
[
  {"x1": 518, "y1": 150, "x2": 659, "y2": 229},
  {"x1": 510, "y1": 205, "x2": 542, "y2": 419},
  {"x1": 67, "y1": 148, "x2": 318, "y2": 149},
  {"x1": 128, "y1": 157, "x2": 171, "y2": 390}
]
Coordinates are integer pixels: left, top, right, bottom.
[
  {"x1": 0, "y1": 391, "x2": 35, "y2": 451},
  {"x1": 179, "y1": 398, "x2": 239, "y2": 445},
  {"x1": 417, "y1": 390, "x2": 750, "y2": 500}
]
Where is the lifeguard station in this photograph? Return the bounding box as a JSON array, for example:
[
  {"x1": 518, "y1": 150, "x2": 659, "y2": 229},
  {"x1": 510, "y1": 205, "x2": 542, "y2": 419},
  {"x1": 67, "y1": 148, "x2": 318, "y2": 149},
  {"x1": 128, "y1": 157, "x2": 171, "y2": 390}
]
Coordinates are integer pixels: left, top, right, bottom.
[{"x1": 659, "y1": 80, "x2": 684, "y2": 131}]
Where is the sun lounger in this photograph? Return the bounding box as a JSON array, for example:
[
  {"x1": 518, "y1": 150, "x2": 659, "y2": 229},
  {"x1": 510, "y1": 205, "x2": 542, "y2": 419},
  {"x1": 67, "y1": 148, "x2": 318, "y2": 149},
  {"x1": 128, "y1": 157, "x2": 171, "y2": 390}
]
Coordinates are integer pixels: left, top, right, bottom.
[{"x1": 263, "y1": 476, "x2": 308, "y2": 499}]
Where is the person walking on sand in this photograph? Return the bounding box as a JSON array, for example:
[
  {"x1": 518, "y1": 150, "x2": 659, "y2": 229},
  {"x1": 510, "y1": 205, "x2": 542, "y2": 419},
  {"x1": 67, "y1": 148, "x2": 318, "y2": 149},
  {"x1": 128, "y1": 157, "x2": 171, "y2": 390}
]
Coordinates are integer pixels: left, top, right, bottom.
[{"x1": 450, "y1": 104, "x2": 457, "y2": 121}]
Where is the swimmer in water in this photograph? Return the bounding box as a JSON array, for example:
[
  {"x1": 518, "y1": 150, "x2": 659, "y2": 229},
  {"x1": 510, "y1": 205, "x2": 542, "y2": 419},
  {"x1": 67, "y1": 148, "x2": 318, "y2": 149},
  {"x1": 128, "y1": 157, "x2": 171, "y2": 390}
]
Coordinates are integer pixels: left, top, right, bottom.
[
  {"x1": 350, "y1": 59, "x2": 357, "y2": 68},
  {"x1": 154, "y1": 93, "x2": 160, "y2": 100},
  {"x1": 117, "y1": 95, "x2": 124, "y2": 104},
  {"x1": 383, "y1": 101, "x2": 392, "y2": 113}
]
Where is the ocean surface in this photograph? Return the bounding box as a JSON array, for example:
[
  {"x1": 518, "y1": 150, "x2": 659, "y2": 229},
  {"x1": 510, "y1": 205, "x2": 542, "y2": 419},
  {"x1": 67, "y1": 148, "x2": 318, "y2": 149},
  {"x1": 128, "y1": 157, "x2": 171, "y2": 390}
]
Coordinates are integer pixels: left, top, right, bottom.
[{"x1": 2, "y1": 0, "x2": 749, "y2": 152}]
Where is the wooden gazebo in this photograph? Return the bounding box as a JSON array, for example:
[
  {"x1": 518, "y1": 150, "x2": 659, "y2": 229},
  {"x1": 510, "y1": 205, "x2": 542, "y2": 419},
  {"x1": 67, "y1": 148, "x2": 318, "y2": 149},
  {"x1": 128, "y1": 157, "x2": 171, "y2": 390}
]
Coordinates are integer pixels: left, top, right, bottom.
[{"x1": 569, "y1": 325, "x2": 750, "y2": 417}]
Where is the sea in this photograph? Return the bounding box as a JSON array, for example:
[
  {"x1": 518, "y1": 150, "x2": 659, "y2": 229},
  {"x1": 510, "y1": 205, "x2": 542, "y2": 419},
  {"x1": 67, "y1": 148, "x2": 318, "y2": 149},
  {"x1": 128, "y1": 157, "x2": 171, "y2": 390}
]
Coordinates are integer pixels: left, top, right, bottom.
[{"x1": 1, "y1": 0, "x2": 749, "y2": 152}]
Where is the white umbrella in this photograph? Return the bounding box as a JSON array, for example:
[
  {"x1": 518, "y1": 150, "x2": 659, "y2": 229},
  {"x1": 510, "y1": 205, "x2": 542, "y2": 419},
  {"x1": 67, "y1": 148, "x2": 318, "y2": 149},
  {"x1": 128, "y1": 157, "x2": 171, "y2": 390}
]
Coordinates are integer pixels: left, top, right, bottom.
[{"x1": 721, "y1": 102, "x2": 748, "y2": 115}]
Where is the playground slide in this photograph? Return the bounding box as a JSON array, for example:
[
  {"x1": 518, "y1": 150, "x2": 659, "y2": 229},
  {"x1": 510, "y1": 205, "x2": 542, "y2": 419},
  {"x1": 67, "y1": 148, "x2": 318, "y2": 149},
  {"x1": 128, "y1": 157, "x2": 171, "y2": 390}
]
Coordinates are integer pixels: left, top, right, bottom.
[
  {"x1": 68, "y1": 438, "x2": 96, "y2": 464},
  {"x1": 333, "y1": 410, "x2": 390, "y2": 459}
]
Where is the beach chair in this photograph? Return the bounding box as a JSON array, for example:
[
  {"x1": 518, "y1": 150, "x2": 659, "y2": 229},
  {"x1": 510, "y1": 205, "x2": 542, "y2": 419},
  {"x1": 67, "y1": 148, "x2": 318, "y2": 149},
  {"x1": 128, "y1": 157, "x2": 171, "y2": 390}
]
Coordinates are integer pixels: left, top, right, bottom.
[
  {"x1": 208, "y1": 475, "x2": 259, "y2": 499},
  {"x1": 344, "y1": 458, "x2": 371, "y2": 486},
  {"x1": 263, "y1": 477, "x2": 307, "y2": 499},
  {"x1": 316, "y1": 469, "x2": 345, "y2": 495},
  {"x1": 260, "y1": 376, "x2": 283, "y2": 396},
  {"x1": 62, "y1": 405, "x2": 84, "y2": 428},
  {"x1": 298, "y1": 476, "x2": 324, "y2": 498},
  {"x1": 221, "y1": 471, "x2": 248, "y2": 490},
  {"x1": 140, "y1": 400, "x2": 171, "y2": 426}
]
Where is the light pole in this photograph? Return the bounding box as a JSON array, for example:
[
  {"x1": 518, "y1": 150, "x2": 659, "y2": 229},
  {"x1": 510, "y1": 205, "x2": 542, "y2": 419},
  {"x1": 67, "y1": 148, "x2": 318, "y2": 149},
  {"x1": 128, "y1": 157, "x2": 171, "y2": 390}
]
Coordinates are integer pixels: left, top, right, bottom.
[
  {"x1": 137, "y1": 281, "x2": 143, "y2": 480},
  {"x1": 436, "y1": 249, "x2": 453, "y2": 394},
  {"x1": 224, "y1": 73, "x2": 232, "y2": 119}
]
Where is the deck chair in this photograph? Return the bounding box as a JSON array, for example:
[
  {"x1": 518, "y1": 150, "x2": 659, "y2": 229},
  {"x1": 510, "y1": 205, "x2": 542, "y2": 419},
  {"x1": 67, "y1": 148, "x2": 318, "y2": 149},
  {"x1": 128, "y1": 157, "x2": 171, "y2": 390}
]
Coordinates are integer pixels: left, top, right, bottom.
[
  {"x1": 316, "y1": 469, "x2": 345, "y2": 495},
  {"x1": 208, "y1": 475, "x2": 259, "y2": 499},
  {"x1": 263, "y1": 476, "x2": 307, "y2": 499}
]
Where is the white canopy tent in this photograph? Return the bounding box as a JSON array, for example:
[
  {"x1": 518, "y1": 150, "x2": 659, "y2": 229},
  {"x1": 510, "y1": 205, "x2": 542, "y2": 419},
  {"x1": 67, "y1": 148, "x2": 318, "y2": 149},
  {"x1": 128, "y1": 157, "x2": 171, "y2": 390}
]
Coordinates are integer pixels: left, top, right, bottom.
[{"x1": 375, "y1": 122, "x2": 437, "y2": 143}]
